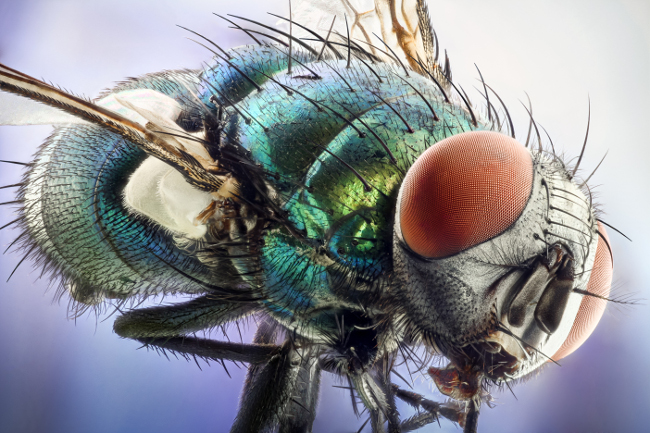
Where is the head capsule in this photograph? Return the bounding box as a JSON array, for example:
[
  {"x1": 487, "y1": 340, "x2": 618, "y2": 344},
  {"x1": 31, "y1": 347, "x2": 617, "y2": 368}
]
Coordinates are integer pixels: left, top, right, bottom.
[{"x1": 392, "y1": 131, "x2": 612, "y2": 396}]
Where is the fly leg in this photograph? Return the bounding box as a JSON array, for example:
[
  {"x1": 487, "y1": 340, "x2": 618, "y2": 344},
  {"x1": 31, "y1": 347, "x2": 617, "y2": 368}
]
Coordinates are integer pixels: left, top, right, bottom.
[
  {"x1": 278, "y1": 355, "x2": 321, "y2": 433},
  {"x1": 464, "y1": 400, "x2": 480, "y2": 433},
  {"x1": 130, "y1": 335, "x2": 279, "y2": 365},
  {"x1": 230, "y1": 342, "x2": 300, "y2": 432},
  {"x1": 370, "y1": 410, "x2": 387, "y2": 433},
  {"x1": 371, "y1": 355, "x2": 401, "y2": 432},
  {"x1": 392, "y1": 385, "x2": 467, "y2": 431},
  {"x1": 339, "y1": 367, "x2": 399, "y2": 433},
  {"x1": 231, "y1": 316, "x2": 321, "y2": 433},
  {"x1": 113, "y1": 295, "x2": 280, "y2": 365},
  {"x1": 113, "y1": 294, "x2": 255, "y2": 338},
  {"x1": 116, "y1": 302, "x2": 323, "y2": 432}
]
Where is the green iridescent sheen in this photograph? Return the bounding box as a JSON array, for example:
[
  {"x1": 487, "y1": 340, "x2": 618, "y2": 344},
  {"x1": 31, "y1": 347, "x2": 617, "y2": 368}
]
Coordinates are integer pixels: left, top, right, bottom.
[
  {"x1": 25, "y1": 44, "x2": 480, "y2": 326},
  {"x1": 199, "y1": 46, "x2": 480, "y2": 337}
]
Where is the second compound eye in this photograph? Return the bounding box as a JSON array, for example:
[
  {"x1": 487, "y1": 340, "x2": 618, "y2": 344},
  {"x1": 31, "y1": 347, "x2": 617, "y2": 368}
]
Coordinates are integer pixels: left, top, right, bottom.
[
  {"x1": 552, "y1": 222, "x2": 613, "y2": 361},
  {"x1": 398, "y1": 131, "x2": 534, "y2": 258}
]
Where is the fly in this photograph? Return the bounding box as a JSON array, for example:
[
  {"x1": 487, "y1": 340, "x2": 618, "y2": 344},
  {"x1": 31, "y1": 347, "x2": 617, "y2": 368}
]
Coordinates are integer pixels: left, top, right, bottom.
[{"x1": 0, "y1": 1, "x2": 636, "y2": 432}]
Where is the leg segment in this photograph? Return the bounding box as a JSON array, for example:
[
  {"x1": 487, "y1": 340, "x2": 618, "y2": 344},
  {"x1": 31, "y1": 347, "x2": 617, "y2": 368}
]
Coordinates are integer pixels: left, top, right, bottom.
[
  {"x1": 135, "y1": 336, "x2": 279, "y2": 365},
  {"x1": 113, "y1": 294, "x2": 256, "y2": 338},
  {"x1": 372, "y1": 356, "x2": 401, "y2": 433},
  {"x1": 393, "y1": 385, "x2": 467, "y2": 430},
  {"x1": 229, "y1": 339, "x2": 302, "y2": 433},
  {"x1": 277, "y1": 356, "x2": 321, "y2": 433},
  {"x1": 231, "y1": 317, "x2": 322, "y2": 433},
  {"x1": 113, "y1": 295, "x2": 276, "y2": 365}
]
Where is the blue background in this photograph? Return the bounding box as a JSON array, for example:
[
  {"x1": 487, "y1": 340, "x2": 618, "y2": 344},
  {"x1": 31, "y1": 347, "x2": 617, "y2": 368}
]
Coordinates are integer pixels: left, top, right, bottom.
[{"x1": 1, "y1": 1, "x2": 648, "y2": 432}]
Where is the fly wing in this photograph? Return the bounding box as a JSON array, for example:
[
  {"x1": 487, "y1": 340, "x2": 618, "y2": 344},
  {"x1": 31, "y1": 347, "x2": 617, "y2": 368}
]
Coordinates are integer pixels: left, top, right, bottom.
[
  {"x1": 1, "y1": 62, "x2": 261, "y2": 305},
  {"x1": 292, "y1": 0, "x2": 439, "y2": 73},
  {"x1": 0, "y1": 63, "x2": 223, "y2": 192},
  {"x1": 0, "y1": 91, "x2": 90, "y2": 125}
]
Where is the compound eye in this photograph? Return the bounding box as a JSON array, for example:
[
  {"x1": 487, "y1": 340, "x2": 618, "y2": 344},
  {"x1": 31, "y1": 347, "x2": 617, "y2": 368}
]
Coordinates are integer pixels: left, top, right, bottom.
[
  {"x1": 552, "y1": 222, "x2": 613, "y2": 360},
  {"x1": 399, "y1": 131, "x2": 533, "y2": 258}
]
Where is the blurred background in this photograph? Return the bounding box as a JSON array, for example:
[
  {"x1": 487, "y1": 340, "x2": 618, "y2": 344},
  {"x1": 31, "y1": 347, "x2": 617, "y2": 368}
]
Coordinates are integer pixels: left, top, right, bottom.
[{"x1": 0, "y1": 0, "x2": 648, "y2": 432}]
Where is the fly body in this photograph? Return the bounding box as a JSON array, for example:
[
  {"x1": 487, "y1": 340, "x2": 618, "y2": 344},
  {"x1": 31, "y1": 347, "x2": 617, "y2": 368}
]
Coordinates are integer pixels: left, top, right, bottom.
[{"x1": 0, "y1": 1, "x2": 640, "y2": 432}]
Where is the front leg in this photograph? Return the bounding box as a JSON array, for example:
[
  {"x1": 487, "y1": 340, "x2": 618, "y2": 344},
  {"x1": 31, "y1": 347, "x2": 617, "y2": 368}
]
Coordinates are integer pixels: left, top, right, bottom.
[
  {"x1": 392, "y1": 385, "x2": 468, "y2": 431},
  {"x1": 230, "y1": 343, "x2": 324, "y2": 431},
  {"x1": 371, "y1": 355, "x2": 401, "y2": 433}
]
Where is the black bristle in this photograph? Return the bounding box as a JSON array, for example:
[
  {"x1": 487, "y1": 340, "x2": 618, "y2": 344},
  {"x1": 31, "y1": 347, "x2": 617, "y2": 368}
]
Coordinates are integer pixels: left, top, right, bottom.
[
  {"x1": 520, "y1": 97, "x2": 543, "y2": 152},
  {"x1": 0, "y1": 217, "x2": 21, "y2": 231},
  {"x1": 227, "y1": 14, "x2": 318, "y2": 55},
  {"x1": 317, "y1": 16, "x2": 339, "y2": 60},
  {"x1": 186, "y1": 37, "x2": 263, "y2": 92},
  {"x1": 332, "y1": 101, "x2": 399, "y2": 165},
  {"x1": 446, "y1": 77, "x2": 477, "y2": 127},
  {"x1": 214, "y1": 14, "x2": 262, "y2": 45},
  {"x1": 410, "y1": 54, "x2": 450, "y2": 103},
  {"x1": 474, "y1": 64, "x2": 492, "y2": 122},
  {"x1": 372, "y1": 92, "x2": 414, "y2": 133},
  {"x1": 0, "y1": 160, "x2": 33, "y2": 167},
  {"x1": 484, "y1": 83, "x2": 515, "y2": 138},
  {"x1": 230, "y1": 26, "x2": 289, "y2": 47},
  {"x1": 578, "y1": 151, "x2": 608, "y2": 189},
  {"x1": 176, "y1": 25, "x2": 232, "y2": 58},
  {"x1": 345, "y1": 15, "x2": 351, "y2": 69},
  {"x1": 0, "y1": 183, "x2": 24, "y2": 190},
  {"x1": 7, "y1": 244, "x2": 36, "y2": 282},
  {"x1": 373, "y1": 33, "x2": 410, "y2": 77},
  {"x1": 268, "y1": 13, "x2": 343, "y2": 60},
  {"x1": 287, "y1": 0, "x2": 293, "y2": 75},
  {"x1": 596, "y1": 218, "x2": 631, "y2": 242},
  {"x1": 312, "y1": 141, "x2": 373, "y2": 192},
  {"x1": 572, "y1": 97, "x2": 591, "y2": 177},
  {"x1": 395, "y1": 74, "x2": 439, "y2": 121}
]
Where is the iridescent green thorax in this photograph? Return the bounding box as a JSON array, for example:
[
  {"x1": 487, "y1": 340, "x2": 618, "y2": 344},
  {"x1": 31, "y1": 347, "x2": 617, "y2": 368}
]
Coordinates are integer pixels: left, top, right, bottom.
[
  {"x1": 199, "y1": 46, "x2": 480, "y2": 339},
  {"x1": 21, "y1": 43, "x2": 480, "y2": 335}
]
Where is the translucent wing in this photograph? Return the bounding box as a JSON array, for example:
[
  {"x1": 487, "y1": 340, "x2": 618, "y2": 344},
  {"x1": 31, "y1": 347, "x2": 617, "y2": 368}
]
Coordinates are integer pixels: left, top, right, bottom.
[
  {"x1": 292, "y1": 0, "x2": 439, "y2": 73},
  {"x1": 0, "y1": 61, "x2": 256, "y2": 305},
  {"x1": 0, "y1": 64, "x2": 90, "y2": 125},
  {"x1": 0, "y1": 63, "x2": 223, "y2": 192},
  {"x1": 0, "y1": 91, "x2": 90, "y2": 125}
]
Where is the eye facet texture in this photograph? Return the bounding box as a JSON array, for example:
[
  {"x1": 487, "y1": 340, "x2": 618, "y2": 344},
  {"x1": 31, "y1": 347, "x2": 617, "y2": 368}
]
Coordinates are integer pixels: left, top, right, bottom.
[
  {"x1": 553, "y1": 222, "x2": 613, "y2": 360},
  {"x1": 399, "y1": 131, "x2": 533, "y2": 258}
]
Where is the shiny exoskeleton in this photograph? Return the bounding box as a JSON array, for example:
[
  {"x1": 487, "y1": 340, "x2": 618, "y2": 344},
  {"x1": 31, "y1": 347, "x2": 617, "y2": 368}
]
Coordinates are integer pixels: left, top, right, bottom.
[{"x1": 0, "y1": 3, "x2": 614, "y2": 432}]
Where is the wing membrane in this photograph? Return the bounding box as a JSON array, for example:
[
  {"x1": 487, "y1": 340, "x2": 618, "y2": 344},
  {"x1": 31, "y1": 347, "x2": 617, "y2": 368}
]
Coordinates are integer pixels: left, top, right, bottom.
[
  {"x1": 292, "y1": 0, "x2": 438, "y2": 73},
  {"x1": 0, "y1": 63, "x2": 222, "y2": 192}
]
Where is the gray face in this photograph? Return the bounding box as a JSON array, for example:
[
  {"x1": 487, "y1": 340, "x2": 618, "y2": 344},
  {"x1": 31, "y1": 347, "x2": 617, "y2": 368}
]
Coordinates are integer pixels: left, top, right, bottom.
[{"x1": 393, "y1": 150, "x2": 600, "y2": 389}]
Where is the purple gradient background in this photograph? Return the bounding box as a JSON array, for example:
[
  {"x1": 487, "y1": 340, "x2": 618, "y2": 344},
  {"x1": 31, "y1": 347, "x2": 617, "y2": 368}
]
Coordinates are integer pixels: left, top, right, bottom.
[{"x1": 1, "y1": 1, "x2": 648, "y2": 432}]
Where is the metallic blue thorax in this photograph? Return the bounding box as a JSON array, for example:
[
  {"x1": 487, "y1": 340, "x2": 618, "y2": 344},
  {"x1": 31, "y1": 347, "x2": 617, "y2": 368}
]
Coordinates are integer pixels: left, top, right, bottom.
[
  {"x1": 26, "y1": 45, "x2": 478, "y2": 336},
  {"x1": 197, "y1": 46, "x2": 477, "y2": 338}
]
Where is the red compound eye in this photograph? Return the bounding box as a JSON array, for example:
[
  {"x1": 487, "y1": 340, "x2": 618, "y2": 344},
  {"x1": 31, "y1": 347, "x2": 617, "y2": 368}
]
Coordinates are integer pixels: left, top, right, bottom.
[
  {"x1": 553, "y1": 222, "x2": 613, "y2": 361},
  {"x1": 399, "y1": 131, "x2": 533, "y2": 258}
]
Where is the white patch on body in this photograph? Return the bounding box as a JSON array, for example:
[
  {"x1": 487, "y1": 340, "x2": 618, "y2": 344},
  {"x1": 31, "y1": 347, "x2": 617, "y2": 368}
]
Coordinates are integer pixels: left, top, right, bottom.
[{"x1": 105, "y1": 89, "x2": 217, "y2": 239}]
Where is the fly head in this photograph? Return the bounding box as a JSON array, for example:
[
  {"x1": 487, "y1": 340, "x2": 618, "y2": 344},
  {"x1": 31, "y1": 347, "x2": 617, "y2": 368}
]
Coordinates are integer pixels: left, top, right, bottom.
[{"x1": 391, "y1": 130, "x2": 613, "y2": 400}]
